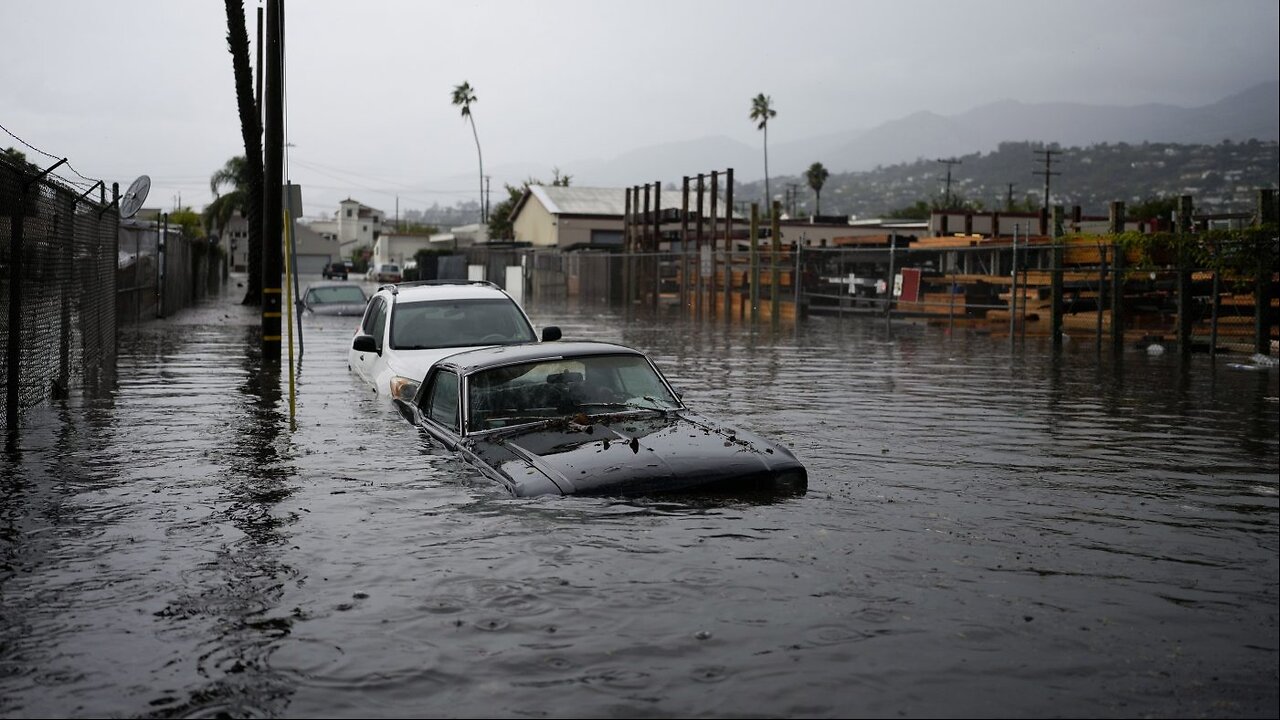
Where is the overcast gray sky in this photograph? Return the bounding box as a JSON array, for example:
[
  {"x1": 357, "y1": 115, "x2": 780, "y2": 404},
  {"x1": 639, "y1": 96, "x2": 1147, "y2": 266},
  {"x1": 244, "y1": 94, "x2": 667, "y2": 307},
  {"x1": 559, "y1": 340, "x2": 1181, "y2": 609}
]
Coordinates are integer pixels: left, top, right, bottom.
[{"x1": 3, "y1": 0, "x2": 1277, "y2": 219}]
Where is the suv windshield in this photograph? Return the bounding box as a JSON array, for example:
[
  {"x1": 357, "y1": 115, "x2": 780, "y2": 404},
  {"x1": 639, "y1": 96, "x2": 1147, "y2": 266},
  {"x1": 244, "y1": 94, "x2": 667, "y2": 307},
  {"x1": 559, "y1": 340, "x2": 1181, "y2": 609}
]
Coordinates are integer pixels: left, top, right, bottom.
[{"x1": 390, "y1": 298, "x2": 536, "y2": 350}]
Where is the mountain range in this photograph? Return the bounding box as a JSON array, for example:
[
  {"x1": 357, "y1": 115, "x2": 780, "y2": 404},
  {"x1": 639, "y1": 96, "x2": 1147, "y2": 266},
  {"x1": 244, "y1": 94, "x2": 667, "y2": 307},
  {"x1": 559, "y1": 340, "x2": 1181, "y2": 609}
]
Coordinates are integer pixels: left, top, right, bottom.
[{"x1": 558, "y1": 81, "x2": 1280, "y2": 188}]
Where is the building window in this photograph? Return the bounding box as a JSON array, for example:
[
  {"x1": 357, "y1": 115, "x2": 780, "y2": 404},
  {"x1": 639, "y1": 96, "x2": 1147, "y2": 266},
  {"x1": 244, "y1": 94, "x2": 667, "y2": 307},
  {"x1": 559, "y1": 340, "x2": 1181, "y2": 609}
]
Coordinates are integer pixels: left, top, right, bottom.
[{"x1": 346, "y1": 209, "x2": 353, "y2": 218}]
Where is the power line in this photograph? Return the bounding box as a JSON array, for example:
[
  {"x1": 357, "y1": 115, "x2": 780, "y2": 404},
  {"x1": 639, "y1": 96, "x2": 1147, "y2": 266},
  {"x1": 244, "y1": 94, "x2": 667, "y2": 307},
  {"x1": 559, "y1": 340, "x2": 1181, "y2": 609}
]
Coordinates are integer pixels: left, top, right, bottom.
[
  {"x1": 937, "y1": 157, "x2": 961, "y2": 208},
  {"x1": 1033, "y1": 148, "x2": 1061, "y2": 210}
]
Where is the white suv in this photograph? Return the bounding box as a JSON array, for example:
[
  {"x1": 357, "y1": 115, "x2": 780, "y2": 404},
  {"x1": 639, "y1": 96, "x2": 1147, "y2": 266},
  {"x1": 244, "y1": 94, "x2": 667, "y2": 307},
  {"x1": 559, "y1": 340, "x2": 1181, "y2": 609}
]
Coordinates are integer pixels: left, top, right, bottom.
[{"x1": 348, "y1": 280, "x2": 560, "y2": 401}]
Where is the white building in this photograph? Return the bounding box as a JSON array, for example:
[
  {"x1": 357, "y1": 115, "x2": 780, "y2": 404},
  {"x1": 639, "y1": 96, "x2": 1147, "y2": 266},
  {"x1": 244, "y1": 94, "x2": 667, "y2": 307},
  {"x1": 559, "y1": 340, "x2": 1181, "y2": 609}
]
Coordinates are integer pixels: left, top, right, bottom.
[
  {"x1": 301, "y1": 198, "x2": 385, "y2": 261},
  {"x1": 371, "y1": 232, "x2": 434, "y2": 269}
]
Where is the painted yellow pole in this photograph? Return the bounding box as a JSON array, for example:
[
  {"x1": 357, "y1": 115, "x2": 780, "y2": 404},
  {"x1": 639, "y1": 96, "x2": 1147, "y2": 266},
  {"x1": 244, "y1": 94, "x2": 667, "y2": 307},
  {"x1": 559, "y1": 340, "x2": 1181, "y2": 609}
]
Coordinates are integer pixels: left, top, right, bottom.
[{"x1": 283, "y1": 209, "x2": 297, "y2": 425}]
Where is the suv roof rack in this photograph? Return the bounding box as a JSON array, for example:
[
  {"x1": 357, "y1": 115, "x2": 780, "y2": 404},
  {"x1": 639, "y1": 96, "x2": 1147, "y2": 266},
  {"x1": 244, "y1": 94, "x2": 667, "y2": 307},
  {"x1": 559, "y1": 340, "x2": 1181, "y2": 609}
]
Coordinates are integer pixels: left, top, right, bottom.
[{"x1": 380, "y1": 279, "x2": 502, "y2": 296}]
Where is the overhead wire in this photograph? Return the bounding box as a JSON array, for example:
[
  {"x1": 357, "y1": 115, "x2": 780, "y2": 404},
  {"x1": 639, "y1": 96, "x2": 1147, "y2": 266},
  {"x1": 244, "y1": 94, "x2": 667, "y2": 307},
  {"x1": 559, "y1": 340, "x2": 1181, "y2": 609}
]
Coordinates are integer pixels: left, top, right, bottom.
[{"x1": 0, "y1": 120, "x2": 104, "y2": 192}]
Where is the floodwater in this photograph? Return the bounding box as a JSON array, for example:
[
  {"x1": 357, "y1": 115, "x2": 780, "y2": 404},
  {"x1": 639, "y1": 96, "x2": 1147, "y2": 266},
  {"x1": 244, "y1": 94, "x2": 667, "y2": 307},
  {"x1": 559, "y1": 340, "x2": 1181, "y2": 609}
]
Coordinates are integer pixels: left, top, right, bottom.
[{"x1": 1, "y1": 276, "x2": 1277, "y2": 719}]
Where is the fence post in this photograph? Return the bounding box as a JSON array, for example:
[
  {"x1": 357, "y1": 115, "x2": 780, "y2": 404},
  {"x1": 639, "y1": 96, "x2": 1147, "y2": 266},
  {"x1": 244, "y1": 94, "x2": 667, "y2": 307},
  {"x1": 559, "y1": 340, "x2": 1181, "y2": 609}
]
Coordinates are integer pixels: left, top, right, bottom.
[
  {"x1": 1177, "y1": 195, "x2": 1194, "y2": 357},
  {"x1": 694, "y1": 174, "x2": 704, "y2": 319},
  {"x1": 723, "y1": 169, "x2": 734, "y2": 320},
  {"x1": 1256, "y1": 188, "x2": 1276, "y2": 355},
  {"x1": 1054, "y1": 207, "x2": 1064, "y2": 345},
  {"x1": 623, "y1": 187, "x2": 632, "y2": 307},
  {"x1": 794, "y1": 241, "x2": 802, "y2": 318},
  {"x1": 1011, "y1": 224, "x2": 1019, "y2": 346},
  {"x1": 1109, "y1": 200, "x2": 1126, "y2": 351},
  {"x1": 750, "y1": 203, "x2": 760, "y2": 321},
  {"x1": 680, "y1": 176, "x2": 689, "y2": 309},
  {"x1": 770, "y1": 201, "x2": 781, "y2": 324},
  {"x1": 709, "y1": 171, "x2": 719, "y2": 318}
]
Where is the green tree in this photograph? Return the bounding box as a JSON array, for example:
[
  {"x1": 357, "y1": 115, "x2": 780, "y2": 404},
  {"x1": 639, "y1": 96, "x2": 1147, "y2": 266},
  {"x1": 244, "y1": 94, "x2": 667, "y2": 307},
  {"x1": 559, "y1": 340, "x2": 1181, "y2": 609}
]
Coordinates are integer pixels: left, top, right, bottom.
[
  {"x1": 2, "y1": 147, "x2": 33, "y2": 167},
  {"x1": 1127, "y1": 195, "x2": 1180, "y2": 224},
  {"x1": 452, "y1": 81, "x2": 485, "y2": 223},
  {"x1": 202, "y1": 156, "x2": 250, "y2": 239},
  {"x1": 805, "y1": 162, "x2": 829, "y2": 217},
  {"x1": 886, "y1": 194, "x2": 987, "y2": 220},
  {"x1": 170, "y1": 207, "x2": 205, "y2": 239},
  {"x1": 749, "y1": 93, "x2": 777, "y2": 214},
  {"x1": 222, "y1": 0, "x2": 264, "y2": 305},
  {"x1": 885, "y1": 200, "x2": 931, "y2": 220}
]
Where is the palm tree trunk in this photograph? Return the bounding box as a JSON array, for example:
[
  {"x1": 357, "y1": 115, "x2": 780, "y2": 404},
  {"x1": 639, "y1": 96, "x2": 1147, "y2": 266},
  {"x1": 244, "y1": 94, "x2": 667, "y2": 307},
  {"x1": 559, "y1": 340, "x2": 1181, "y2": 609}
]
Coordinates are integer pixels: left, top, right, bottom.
[
  {"x1": 225, "y1": 0, "x2": 265, "y2": 305},
  {"x1": 469, "y1": 118, "x2": 484, "y2": 223}
]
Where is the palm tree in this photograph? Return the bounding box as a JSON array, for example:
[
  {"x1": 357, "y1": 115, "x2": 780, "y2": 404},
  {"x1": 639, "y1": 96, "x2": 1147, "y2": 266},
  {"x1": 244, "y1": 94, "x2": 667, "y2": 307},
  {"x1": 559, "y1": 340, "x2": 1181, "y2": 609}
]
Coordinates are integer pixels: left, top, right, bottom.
[
  {"x1": 805, "y1": 162, "x2": 829, "y2": 217},
  {"x1": 223, "y1": 0, "x2": 264, "y2": 305},
  {"x1": 203, "y1": 156, "x2": 249, "y2": 240},
  {"x1": 749, "y1": 93, "x2": 777, "y2": 214},
  {"x1": 452, "y1": 81, "x2": 485, "y2": 223}
]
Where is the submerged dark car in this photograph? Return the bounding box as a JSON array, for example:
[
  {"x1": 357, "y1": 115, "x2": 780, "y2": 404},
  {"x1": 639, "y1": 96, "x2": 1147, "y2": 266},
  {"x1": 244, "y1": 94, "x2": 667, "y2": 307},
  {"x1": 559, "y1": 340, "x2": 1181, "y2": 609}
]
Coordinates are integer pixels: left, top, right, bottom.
[
  {"x1": 301, "y1": 282, "x2": 368, "y2": 316},
  {"x1": 392, "y1": 341, "x2": 807, "y2": 497}
]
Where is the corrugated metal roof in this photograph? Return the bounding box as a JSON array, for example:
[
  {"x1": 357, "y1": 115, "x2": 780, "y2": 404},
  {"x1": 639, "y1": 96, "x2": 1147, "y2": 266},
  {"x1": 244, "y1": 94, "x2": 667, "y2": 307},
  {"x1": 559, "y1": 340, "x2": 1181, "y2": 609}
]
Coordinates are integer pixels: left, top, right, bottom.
[{"x1": 529, "y1": 186, "x2": 627, "y2": 216}]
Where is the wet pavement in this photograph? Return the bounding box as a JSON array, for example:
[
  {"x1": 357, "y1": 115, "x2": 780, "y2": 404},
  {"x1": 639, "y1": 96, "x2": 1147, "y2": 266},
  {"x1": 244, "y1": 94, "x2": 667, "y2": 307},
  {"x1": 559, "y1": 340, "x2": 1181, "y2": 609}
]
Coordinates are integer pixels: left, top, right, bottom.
[{"x1": 1, "y1": 275, "x2": 1277, "y2": 718}]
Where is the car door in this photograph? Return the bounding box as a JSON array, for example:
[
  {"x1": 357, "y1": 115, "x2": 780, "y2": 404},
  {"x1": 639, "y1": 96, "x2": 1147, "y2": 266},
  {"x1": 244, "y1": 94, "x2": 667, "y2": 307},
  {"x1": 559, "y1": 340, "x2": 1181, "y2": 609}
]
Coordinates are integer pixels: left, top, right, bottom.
[{"x1": 350, "y1": 296, "x2": 388, "y2": 387}]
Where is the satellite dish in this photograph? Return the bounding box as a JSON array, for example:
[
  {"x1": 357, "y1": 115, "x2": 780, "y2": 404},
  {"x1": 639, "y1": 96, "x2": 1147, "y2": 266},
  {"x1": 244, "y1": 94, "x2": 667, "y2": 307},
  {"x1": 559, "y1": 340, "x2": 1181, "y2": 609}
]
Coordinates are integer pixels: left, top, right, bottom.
[{"x1": 120, "y1": 175, "x2": 150, "y2": 219}]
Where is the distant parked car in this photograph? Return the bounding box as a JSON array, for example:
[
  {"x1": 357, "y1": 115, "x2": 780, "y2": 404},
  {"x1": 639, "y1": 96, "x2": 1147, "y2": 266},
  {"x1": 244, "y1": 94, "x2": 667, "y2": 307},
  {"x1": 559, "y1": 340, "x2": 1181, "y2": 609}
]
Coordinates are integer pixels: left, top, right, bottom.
[
  {"x1": 366, "y1": 263, "x2": 402, "y2": 284},
  {"x1": 301, "y1": 282, "x2": 367, "y2": 316},
  {"x1": 348, "y1": 280, "x2": 560, "y2": 401},
  {"x1": 322, "y1": 261, "x2": 348, "y2": 280},
  {"x1": 391, "y1": 341, "x2": 808, "y2": 497}
]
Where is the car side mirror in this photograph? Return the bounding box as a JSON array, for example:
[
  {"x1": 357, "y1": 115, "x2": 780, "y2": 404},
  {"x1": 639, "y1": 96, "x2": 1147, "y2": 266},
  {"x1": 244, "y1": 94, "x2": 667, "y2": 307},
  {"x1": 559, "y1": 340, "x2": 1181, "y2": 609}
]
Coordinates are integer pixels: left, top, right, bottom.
[
  {"x1": 541, "y1": 326, "x2": 562, "y2": 342},
  {"x1": 392, "y1": 398, "x2": 417, "y2": 425},
  {"x1": 352, "y1": 334, "x2": 380, "y2": 354}
]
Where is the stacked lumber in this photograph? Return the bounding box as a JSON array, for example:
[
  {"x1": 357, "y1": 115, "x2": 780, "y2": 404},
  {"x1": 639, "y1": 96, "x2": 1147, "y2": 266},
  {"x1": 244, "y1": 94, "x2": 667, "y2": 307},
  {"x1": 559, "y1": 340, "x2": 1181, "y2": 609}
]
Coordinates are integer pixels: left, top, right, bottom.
[{"x1": 898, "y1": 292, "x2": 965, "y2": 315}]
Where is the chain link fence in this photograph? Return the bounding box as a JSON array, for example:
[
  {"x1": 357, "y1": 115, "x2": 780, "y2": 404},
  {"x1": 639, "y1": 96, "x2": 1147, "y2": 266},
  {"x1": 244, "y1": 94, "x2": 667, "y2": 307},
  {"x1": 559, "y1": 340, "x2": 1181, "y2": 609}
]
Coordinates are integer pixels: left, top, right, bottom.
[{"x1": 2, "y1": 153, "x2": 117, "y2": 431}]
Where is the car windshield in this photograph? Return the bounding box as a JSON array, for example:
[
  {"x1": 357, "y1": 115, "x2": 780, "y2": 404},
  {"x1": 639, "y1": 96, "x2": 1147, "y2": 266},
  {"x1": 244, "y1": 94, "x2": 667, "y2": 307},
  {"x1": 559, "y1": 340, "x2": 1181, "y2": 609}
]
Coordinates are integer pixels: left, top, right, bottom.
[
  {"x1": 307, "y1": 286, "x2": 366, "y2": 304},
  {"x1": 390, "y1": 298, "x2": 536, "y2": 350},
  {"x1": 466, "y1": 353, "x2": 681, "y2": 432}
]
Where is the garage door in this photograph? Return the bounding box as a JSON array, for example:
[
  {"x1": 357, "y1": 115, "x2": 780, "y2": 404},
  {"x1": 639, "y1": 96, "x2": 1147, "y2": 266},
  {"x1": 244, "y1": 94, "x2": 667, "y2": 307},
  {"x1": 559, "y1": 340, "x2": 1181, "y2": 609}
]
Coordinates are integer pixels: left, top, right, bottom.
[{"x1": 295, "y1": 254, "x2": 330, "y2": 274}]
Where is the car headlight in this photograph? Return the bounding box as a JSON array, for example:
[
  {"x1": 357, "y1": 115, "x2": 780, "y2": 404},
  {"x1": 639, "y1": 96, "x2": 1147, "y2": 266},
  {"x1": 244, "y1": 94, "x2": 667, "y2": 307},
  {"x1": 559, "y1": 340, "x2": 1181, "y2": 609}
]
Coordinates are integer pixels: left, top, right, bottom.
[{"x1": 389, "y1": 376, "x2": 421, "y2": 402}]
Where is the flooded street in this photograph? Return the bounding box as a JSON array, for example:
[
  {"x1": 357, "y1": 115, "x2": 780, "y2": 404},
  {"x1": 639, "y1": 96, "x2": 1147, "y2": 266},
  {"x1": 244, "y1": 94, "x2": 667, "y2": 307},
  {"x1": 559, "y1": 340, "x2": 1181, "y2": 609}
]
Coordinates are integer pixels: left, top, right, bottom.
[{"x1": 2, "y1": 276, "x2": 1277, "y2": 718}]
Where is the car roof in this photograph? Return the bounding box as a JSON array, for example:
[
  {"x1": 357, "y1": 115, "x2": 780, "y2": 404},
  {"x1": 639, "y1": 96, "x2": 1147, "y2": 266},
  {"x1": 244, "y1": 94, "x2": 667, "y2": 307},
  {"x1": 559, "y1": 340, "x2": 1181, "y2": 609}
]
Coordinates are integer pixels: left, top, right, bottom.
[
  {"x1": 375, "y1": 280, "x2": 512, "y2": 303},
  {"x1": 436, "y1": 341, "x2": 646, "y2": 375}
]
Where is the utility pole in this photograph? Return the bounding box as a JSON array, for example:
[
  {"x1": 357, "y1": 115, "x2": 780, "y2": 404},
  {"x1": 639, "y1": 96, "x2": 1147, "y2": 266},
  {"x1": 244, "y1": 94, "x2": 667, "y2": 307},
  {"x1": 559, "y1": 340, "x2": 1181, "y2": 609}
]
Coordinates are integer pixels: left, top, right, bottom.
[
  {"x1": 1033, "y1": 148, "x2": 1061, "y2": 211},
  {"x1": 1006, "y1": 183, "x2": 1016, "y2": 210},
  {"x1": 787, "y1": 182, "x2": 800, "y2": 217},
  {"x1": 937, "y1": 158, "x2": 961, "y2": 208},
  {"x1": 483, "y1": 175, "x2": 491, "y2": 224},
  {"x1": 261, "y1": 0, "x2": 283, "y2": 361}
]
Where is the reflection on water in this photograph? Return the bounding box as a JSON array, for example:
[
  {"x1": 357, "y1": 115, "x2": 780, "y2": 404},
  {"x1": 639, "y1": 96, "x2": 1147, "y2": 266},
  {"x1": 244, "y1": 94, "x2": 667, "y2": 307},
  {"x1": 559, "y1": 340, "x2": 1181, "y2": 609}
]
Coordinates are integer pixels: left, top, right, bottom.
[{"x1": 1, "y1": 280, "x2": 1276, "y2": 718}]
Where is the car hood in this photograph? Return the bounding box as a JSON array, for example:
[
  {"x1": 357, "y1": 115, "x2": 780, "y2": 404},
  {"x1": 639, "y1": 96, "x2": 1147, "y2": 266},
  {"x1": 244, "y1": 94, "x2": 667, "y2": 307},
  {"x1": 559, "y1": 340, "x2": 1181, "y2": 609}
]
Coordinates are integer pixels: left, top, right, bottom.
[{"x1": 466, "y1": 411, "x2": 804, "y2": 497}]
